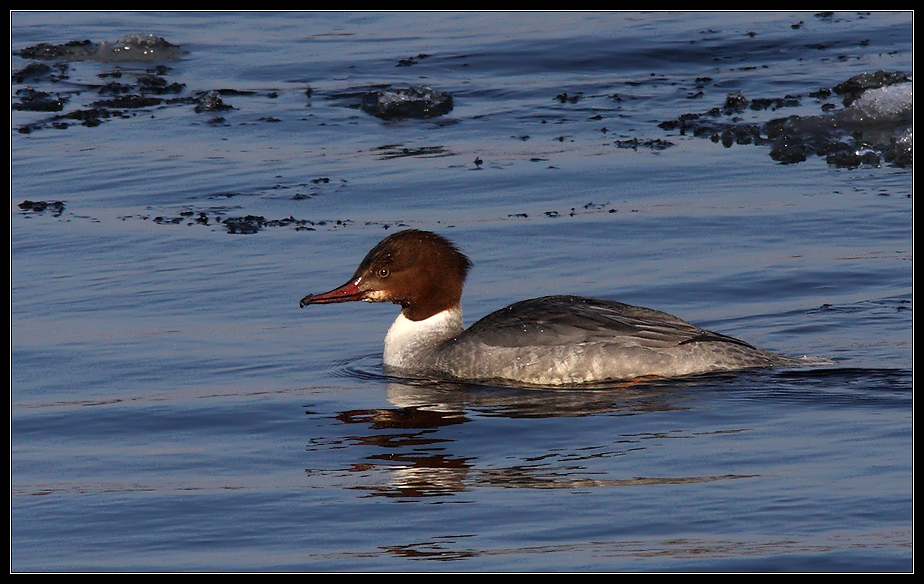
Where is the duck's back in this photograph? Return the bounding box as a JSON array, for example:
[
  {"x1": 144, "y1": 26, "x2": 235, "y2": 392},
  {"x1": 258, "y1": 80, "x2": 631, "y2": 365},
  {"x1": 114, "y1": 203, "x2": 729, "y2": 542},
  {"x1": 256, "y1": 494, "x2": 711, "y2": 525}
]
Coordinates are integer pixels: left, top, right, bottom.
[{"x1": 433, "y1": 295, "x2": 799, "y2": 386}]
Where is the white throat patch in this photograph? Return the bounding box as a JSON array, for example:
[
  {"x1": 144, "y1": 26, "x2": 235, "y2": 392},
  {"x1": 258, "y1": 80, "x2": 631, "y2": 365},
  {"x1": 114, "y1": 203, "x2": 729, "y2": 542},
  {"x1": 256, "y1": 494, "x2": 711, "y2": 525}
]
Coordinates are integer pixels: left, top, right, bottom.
[{"x1": 383, "y1": 307, "x2": 463, "y2": 370}]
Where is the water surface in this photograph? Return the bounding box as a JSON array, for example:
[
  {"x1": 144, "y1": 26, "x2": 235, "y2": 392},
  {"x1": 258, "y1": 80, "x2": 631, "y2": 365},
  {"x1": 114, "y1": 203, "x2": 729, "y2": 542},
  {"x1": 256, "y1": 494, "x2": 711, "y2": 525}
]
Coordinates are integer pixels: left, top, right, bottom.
[{"x1": 11, "y1": 11, "x2": 913, "y2": 572}]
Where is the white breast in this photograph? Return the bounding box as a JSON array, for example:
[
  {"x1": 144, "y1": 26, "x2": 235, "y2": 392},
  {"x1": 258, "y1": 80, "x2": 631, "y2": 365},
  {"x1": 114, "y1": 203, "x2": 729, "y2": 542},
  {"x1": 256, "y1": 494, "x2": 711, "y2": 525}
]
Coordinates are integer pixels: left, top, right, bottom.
[{"x1": 383, "y1": 307, "x2": 464, "y2": 371}]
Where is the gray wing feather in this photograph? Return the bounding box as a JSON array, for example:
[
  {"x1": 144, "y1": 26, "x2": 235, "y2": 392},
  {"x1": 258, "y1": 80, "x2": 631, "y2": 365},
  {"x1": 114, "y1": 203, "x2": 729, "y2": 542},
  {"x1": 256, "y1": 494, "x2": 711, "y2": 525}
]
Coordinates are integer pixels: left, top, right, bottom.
[{"x1": 460, "y1": 295, "x2": 754, "y2": 350}]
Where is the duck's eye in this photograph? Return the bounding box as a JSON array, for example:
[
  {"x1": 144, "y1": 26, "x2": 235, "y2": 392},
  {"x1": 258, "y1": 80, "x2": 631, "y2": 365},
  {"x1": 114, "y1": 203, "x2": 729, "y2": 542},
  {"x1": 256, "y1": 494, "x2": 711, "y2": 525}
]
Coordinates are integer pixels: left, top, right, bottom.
[{"x1": 378, "y1": 267, "x2": 389, "y2": 278}]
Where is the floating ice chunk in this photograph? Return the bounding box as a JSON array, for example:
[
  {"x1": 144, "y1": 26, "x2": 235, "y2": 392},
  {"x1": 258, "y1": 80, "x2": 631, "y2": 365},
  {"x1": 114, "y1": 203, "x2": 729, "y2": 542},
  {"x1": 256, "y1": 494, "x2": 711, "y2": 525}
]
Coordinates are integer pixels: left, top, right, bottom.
[
  {"x1": 14, "y1": 34, "x2": 187, "y2": 63},
  {"x1": 361, "y1": 86, "x2": 453, "y2": 120},
  {"x1": 95, "y1": 34, "x2": 188, "y2": 62},
  {"x1": 837, "y1": 82, "x2": 913, "y2": 127},
  {"x1": 883, "y1": 126, "x2": 913, "y2": 167}
]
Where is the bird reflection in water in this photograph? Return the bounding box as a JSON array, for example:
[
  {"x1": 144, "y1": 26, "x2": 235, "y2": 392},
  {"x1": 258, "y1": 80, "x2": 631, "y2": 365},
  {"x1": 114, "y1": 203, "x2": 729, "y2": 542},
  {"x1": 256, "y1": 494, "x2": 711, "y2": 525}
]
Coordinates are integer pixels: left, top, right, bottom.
[{"x1": 318, "y1": 376, "x2": 753, "y2": 499}]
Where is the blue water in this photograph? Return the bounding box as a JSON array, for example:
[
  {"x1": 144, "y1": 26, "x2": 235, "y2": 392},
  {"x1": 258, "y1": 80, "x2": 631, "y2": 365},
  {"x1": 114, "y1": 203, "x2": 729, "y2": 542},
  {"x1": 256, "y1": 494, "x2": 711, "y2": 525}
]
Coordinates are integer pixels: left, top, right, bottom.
[{"x1": 11, "y1": 11, "x2": 913, "y2": 572}]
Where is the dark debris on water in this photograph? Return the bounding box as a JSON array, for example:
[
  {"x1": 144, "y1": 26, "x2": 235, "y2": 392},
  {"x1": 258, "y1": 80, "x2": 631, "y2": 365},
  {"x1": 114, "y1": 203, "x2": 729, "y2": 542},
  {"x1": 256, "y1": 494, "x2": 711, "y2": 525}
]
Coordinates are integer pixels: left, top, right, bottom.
[
  {"x1": 9, "y1": 36, "x2": 270, "y2": 133},
  {"x1": 658, "y1": 70, "x2": 912, "y2": 169},
  {"x1": 13, "y1": 35, "x2": 455, "y2": 132},
  {"x1": 147, "y1": 211, "x2": 351, "y2": 234},
  {"x1": 12, "y1": 87, "x2": 68, "y2": 112},
  {"x1": 18, "y1": 200, "x2": 66, "y2": 217}
]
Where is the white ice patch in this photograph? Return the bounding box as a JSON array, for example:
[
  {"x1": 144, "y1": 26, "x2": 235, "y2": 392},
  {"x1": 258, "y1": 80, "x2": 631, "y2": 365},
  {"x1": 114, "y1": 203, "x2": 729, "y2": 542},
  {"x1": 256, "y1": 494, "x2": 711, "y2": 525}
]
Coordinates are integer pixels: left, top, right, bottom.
[{"x1": 839, "y1": 82, "x2": 913, "y2": 127}]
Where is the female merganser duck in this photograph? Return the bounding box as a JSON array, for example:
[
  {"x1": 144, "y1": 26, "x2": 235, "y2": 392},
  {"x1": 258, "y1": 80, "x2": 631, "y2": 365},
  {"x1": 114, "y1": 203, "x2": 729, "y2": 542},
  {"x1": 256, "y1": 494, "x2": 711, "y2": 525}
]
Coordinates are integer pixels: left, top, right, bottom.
[{"x1": 300, "y1": 229, "x2": 817, "y2": 387}]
